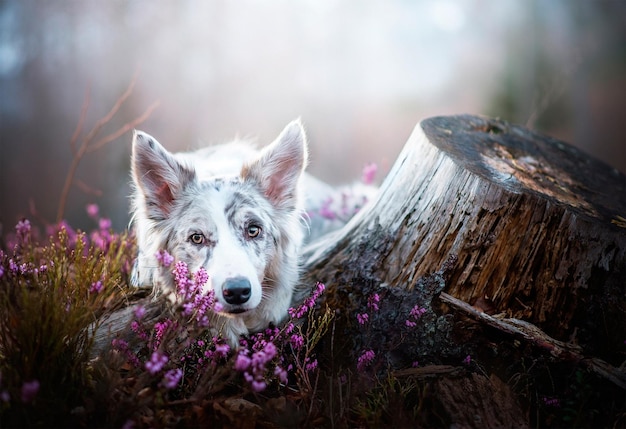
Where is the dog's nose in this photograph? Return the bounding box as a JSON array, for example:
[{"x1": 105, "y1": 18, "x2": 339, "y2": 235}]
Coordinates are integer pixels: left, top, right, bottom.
[{"x1": 222, "y1": 276, "x2": 252, "y2": 305}]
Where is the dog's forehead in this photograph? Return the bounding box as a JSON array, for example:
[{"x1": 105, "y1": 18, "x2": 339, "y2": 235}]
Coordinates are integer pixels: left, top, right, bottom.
[{"x1": 179, "y1": 177, "x2": 270, "y2": 217}]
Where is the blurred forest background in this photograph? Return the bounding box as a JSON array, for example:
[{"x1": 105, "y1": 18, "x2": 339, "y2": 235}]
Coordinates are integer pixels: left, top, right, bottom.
[{"x1": 0, "y1": 0, "x2": 624, "y2": 232}]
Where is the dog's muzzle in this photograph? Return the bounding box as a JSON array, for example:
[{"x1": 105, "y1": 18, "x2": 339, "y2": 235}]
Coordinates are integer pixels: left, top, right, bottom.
[{"x1": 222, "y1": 276, "x2": 252, "y2": 309}]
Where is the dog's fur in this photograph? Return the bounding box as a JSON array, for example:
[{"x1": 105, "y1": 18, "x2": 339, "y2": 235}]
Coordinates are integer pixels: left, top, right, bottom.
[{"x1": 130, "y1": 120, "x2": 308, "y2": 345}]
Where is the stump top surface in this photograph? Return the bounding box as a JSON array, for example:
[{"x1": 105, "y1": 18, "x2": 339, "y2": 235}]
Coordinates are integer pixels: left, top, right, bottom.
[{"x1": 421, "y1": 115, "x2": 626, "y2": 227}]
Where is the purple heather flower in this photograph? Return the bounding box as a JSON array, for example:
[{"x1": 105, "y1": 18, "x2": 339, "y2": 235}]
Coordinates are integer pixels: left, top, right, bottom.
[
  {"x1": 357, "y1": 313, "x2": 369, "y2": 325},
  {"x1": 274, "y1": 366, "x2": 288, "y2": 384},
  {"x1": 162, "y1": 368, "x2": 183, "y2": 390},
  {"x1": 134, "y1": 305, "x2": 146, "y2": 320},
  {"x1": 284, "y1": 322, "x2": 295, "y2": 335},
  {"x1": 0, "y1": 265, "x2": 4, "y2": 278},
  {"x1": 290, "y1": 334, "x2": 304, "y2": 349},
  {"x1": 319, "y1": 198, "x2": 337, "y2": 220},
  {"x1": 362, "y1": 162, "x2": 378, "y2": 185},
  {"x1": 410, "y1": 305, "x2": 427, "y2": 318},
  {"x1": 112, "y1": 338, "x2": 129, "y2": 351},
  {"x1": 99, "y1": 218, "x2": 112, "y2": 230},
  {"x1": 305, "y1": 359, "x2": 318, "y2": 372},
  {"x1": 412, "y1": 361, "x2": 420, "y2": 368},
  {"x1": 153, "y1": 319, "x2": 173, "y2": 350},
  {"x1": 234, "y1": 353, "x2": 252, "y2": 372},
  {"x1": 542, "y1": 396, "x2": 560, "y2": 407},
  {"x1": 86, "y1": 203, "x2": 99, "y2": 219},
  {"x1": 357, "y1": 349, "x2": 375, "y2": 371},
  {"x1": 15, "y1": 219, "x2": 31, "y2": 237},
  {"x1": 367, "y1": 293, "x2": 380, "y2": 311},
  {"x1": 89, "y1": 280, "x2": 103, "y2": 294},
  {"x1": 0, "y1": 390, "x2": 9, "y2": 402},
  {"x1": 155, "y1": 250, "x2": 174, "y2": 267},
  {"x1": 405, "y1": 320, "x2": 417, "y2": 328},
  {"x1": 21, "y1": 380, "x2": 40, "y2": 403},
  {"x1": 251, "y1": 380, "x2": 266, "y2": 392},
  {"x1": 145, "y1": 351, "x2": 169, "y2": 375},
  {"x1": 194, "y1": 267, "x2": 209, "y2": 288},
  {"x1": 462, "y1": 355, "x2": 471, "y2": 365},
  {"x1": 214, "y1": 343, "x2": 230, "y2": 359}
]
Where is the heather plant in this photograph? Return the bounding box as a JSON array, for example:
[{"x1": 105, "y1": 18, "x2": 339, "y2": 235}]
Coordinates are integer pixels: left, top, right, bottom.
[
  {"x1": 0, "y1": 210, "x2": 134, "y2": 427},
  {"x1": 97, "y1": 251, "x2": 334, "y2": 427}
]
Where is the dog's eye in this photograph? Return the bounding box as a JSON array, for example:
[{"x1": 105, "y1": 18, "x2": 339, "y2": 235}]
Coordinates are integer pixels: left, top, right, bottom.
[
  {"x1": 189, "y1": 233, "x2": 205, "y2": 245},
  {"x1": 246, "y1": 225, "x2": 261, "y2": 239}
]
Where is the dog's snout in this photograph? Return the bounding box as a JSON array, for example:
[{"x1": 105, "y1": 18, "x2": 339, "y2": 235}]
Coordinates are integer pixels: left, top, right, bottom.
[{"x1": 222, "y1": 276, "x2": 252, "y2": 305}]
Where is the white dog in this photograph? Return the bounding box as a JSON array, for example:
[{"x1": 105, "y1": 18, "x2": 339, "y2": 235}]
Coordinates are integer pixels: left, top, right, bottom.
[{"x1": 130, "y1": 120, "x2": 309, "y2": 345}]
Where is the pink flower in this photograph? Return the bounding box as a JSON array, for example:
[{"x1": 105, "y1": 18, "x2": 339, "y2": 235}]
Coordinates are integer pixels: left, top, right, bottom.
[
  {"x1": 357, "y1": 313, "x2": 369, "y2": 325},
  {"x1": 155, "y1": 250, "x2": 174, "y2": 267},
  {"x1": 89, "y1": 280, "x2": 103, "y2": 294},
  {"x1": 162, "y1": 368, "x2": 183, "y2": 389},
  {"x1": 361, "y1": 162, "x2": 378, "y2": 185},
  {"x1": 99, "y1": 218, "x2": 112, "y2": 230},
  {"x1": 251, "y1": 380, "x2": 266, "y2": 392},
  {"x1": 274, "y1": 366, "x2": 288, "y2": 384},
  {"x1": 357, "y1": 349, "x2": 375, "y2": 371},
  {"x1": 367, "y1": 293, "x2": 380, "y2": 311},
  {"x1": 290, "y1": 334, "x2": 304, "y2": 349},
  {"x1": 145, "y1": 351, "x2": 169, "y2": 374},
  {"x1": 462, "y1": 355, "x2": 471, "y2": 365},
  {"x1": 305, "y1": 359, "x2": 318, "y2": 372},
  {"x1": 214, "y1": 343, "x2": 230, "y2": 359},
  {"x1": 15, "y1": 219, "x2": 31, "y2": 237},
  {"x1": 234, "y1": 353, "x2": 251, "y2": 372},
  {"x1": 134, "y1": 305, "x2": 146, "y2": 319},
  {"x1": 86, "y1": 204, "x2": 99, "y2": 219},
  {"x1": 21, "y1": 380, "x2": 40, "y2": 403}
]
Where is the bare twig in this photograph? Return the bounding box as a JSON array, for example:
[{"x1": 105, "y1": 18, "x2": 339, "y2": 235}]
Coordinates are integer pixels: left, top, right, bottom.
[
  {"x1": 86, "y1": 101, "x2": 160, "y2": 154},
  {"x1": 56, "y1": 76, "x2": 159, "y2": 223},
  {"x1": 439, "y1": 292, "x2": 626, "y2": 390},
  {"x1": 70, "y1": 87, "x2": 91, "y2": 156},
  {"x1": 74, "y1": 179, "x2": 103, "y2": 197}
]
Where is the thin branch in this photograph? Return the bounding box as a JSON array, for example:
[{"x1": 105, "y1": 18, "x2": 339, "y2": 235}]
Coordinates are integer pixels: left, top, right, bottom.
[
  {"x1": 56, "y1": 74, "x2": 158, "y2": 223},
  {"x1": 73, "y1": 179, "x2": 103, "y2": 197},
  {"x1": 86, "y1": 101, "x2": 160, "y2": 153},
  {"x1": 70, "y1": 86, "x2": 91, "y2": 156},
  {"x1": 439, "y1": 292, "x2": 626, "y2": 390},
  {"x1": 81, "y1": 74, "x2": 137, "y2": 148}
]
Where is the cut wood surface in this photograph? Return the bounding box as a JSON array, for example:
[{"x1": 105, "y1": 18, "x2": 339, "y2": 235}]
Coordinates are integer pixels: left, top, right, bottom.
[{"x1": 303, "y1": 114, "x2": 626, "y2": 350}]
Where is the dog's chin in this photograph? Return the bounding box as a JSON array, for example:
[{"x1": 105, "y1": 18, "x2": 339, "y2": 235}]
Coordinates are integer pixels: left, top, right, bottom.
[{"x1": 218, "y1": 306, "x2": 251, "y2": 317}]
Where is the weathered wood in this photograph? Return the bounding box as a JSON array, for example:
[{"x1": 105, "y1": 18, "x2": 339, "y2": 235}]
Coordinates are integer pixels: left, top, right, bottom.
[{"x1": 302, "y1": 114, "x2": 626, "y2": 355}]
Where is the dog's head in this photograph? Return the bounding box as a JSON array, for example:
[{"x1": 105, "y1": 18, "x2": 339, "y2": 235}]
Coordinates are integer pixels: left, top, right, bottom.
[{"x1": 131, "y1": 121, "x2": 308, "y2": 316}]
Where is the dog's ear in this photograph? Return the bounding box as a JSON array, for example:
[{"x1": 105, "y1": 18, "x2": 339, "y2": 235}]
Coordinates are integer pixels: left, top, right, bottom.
[
  {"x1": 241, "y1": 119, "x2": 308, "y2": 210},
  {"x1": 131, "y1": 130, "x2": 195, "y2": 219}
]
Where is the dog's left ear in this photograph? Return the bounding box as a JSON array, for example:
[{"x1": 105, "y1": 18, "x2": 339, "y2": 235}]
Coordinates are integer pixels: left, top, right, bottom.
[{"x1": 241, "y1": 119, "x2": 308, "y2": 210}]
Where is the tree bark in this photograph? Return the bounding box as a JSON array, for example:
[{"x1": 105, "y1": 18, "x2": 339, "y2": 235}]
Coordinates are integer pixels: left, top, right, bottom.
[{"x1": 302, "y1": 114, "x2": 626, "y2": 357}]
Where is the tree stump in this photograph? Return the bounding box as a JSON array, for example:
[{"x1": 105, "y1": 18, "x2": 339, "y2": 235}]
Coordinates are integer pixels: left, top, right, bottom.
[{"x1": 303, "y1": 114, "x2": 626, "y2": 357}]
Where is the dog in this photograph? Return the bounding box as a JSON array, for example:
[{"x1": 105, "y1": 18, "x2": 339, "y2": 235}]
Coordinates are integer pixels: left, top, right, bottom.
[{"x1": 130, "y1": 120, "x2": 309, "y2": 346}]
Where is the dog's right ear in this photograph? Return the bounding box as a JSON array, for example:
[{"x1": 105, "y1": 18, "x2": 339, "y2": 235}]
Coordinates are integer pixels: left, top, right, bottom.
[{"x1": 131, "y1": 130, "x2": 195, "y2": 219}]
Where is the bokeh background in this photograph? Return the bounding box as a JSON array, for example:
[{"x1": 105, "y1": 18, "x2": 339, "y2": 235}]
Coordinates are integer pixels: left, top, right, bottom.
[{"x1": 1, "y1": 0, "x2": 625, "y2": 233}]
